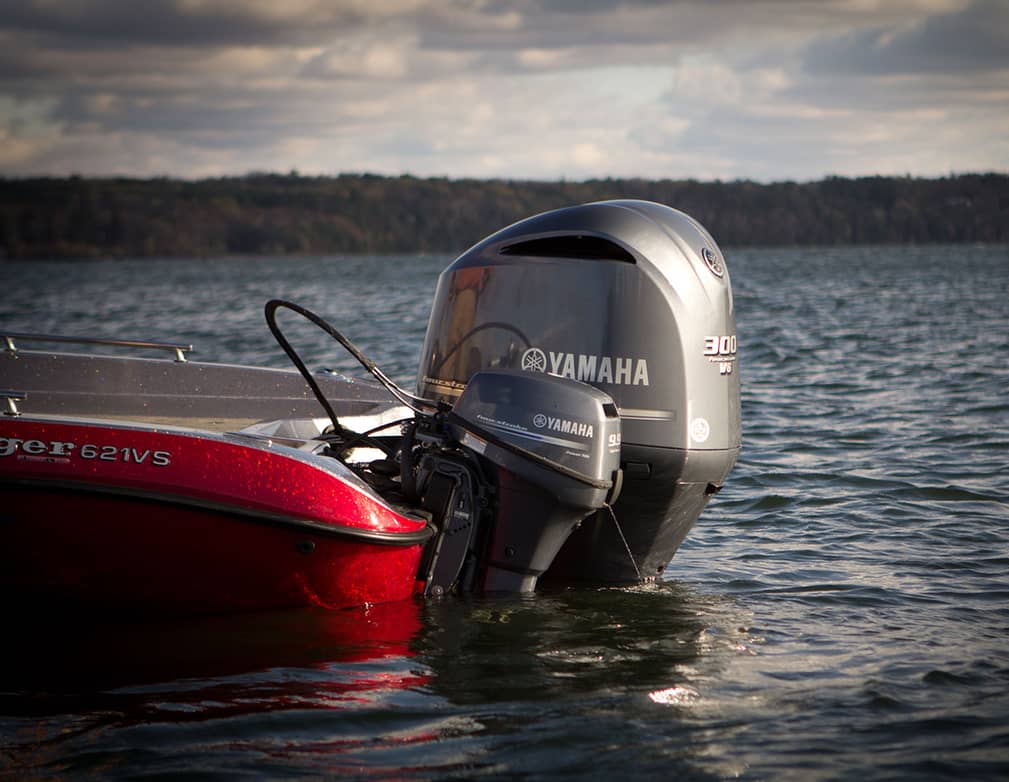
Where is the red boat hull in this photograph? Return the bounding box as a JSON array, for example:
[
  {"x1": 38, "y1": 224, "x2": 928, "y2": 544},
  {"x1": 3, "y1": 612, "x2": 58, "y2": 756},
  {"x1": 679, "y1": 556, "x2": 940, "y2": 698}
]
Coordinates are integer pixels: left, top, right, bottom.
[{"x1": 0, "y1": 417, "x2": 430, "y2": 615}]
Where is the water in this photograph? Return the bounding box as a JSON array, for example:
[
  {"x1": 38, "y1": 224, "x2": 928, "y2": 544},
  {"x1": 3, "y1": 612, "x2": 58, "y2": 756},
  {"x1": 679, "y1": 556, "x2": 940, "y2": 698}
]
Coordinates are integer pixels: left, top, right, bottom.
[{"x1": 2, "y1": 245, "x2": 1008, "y2": 780}]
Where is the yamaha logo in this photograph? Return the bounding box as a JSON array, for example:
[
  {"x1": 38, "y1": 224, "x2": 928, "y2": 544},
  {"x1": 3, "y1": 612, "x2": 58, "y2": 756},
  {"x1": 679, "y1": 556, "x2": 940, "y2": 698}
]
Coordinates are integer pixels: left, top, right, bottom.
[
  {"x1": 535, "y1": 414, "x2": 594, "y2": 438},
  {"x1": 519, "y1": 346, "x2": 650, "y2": 386},
  {"x1": 521, "y1": 347, "x2": 547, "y2": 372},
  {"x1": 690, "y1": 417, "x2": 711, "y2": 443},
  {"x1": 701, "y1": 247, "x2": 724, "y2": 278}
]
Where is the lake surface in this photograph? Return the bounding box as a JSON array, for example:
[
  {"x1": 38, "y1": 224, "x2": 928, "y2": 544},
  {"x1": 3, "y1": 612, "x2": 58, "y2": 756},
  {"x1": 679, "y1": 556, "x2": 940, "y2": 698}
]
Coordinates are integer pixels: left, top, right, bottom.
[{"x1": 2, "y1": 244, "x2": 1008, "y2": 780}]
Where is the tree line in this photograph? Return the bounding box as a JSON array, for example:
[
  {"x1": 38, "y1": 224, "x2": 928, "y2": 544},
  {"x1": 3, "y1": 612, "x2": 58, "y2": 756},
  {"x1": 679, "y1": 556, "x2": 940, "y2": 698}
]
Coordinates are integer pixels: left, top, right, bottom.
[{"x1": 1, "y1": 172, "x2": 1006, "y2": 260}]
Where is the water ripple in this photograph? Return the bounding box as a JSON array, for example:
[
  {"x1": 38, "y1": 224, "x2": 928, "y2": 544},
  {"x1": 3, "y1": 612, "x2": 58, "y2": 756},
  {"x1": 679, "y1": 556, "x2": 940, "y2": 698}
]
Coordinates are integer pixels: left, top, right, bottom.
[{"x1": 4, "y1": 246, "x2": 1009, "y2": 780}]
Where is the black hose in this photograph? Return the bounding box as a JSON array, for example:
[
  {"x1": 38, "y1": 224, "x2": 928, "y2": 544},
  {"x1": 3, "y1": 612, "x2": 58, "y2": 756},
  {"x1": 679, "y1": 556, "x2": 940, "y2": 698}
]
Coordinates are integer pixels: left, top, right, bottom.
[
  {"x1": 319, "y1": 416, "x2": 413, "y2": 458},
  {"x1": 264, "y1": 299, "x2": 346, "y2": 436},
  {"x1": 265, "y1": 299, "x2": 440, "y2": 417}
]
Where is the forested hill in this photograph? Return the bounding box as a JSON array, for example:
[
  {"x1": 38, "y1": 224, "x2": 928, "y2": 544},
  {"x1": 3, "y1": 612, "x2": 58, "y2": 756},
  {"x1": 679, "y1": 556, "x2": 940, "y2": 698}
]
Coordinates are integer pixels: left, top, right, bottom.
[{"x1": 1, "y1": 172, "x2": 1006, "y2": 260}]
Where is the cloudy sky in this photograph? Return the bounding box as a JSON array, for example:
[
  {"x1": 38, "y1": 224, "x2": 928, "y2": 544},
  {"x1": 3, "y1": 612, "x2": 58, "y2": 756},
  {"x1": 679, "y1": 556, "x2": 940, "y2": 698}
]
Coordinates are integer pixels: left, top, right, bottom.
[{"x1": 0, "y1": 0, "x2": 1006, "y2": 182}]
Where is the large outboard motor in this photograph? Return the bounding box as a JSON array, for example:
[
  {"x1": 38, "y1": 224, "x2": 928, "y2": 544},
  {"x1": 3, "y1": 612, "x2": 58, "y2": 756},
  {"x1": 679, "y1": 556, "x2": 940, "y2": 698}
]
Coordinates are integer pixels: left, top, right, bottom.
[
  {"x1": 417, "y1": 200, "x2": 740, "y2": 582},
  {"x1": 414, "y1": 369, "x2": 621, "y2": 593}
]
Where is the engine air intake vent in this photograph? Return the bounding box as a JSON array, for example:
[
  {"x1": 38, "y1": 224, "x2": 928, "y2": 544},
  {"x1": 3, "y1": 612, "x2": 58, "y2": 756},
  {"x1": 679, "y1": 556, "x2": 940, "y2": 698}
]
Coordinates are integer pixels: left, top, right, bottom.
[{"x1": 500, "y1": 235, "x2": 635, "y2": 263}]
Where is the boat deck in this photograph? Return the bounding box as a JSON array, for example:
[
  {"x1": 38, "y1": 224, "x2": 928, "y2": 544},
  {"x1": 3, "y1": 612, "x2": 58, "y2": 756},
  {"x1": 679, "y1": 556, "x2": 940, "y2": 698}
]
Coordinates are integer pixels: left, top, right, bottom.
[{"x1": 3, "y1": 341, "x2": 401, "y2": 433}]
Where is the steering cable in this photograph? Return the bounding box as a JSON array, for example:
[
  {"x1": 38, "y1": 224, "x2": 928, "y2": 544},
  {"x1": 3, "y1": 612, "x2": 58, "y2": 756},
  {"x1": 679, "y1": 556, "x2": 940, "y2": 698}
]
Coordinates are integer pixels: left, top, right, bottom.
[{"x1": 264, "y1": 299, "x2": 444, "y2": 455}]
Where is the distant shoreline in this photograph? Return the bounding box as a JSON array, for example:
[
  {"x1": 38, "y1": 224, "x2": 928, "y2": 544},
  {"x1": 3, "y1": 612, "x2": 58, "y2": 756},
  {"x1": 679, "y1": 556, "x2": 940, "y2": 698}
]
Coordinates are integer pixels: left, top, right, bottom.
[{"x1": 2, "y1": 172, "x2": 1006, "y2": 260}]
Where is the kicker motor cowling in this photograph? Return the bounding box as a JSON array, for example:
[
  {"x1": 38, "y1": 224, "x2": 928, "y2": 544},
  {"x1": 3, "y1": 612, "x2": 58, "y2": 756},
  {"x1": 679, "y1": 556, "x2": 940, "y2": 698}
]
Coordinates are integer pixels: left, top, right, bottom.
[{"x1": 418, "y1": 200, "x2": 740, "y2": 583}]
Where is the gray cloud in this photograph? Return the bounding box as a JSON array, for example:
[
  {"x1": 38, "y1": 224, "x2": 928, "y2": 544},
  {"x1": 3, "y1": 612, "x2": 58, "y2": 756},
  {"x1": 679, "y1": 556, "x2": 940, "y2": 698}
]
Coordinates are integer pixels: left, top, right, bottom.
[
  {"x1": 0, "y1": 0, "x2": 367, "y2": 48},
  {"x1": 0, "y1": 0, "x2": 1005, "y2": 180},
  {"x1": 806, "y1": 0, "x2": 1009, "y2": 76}
]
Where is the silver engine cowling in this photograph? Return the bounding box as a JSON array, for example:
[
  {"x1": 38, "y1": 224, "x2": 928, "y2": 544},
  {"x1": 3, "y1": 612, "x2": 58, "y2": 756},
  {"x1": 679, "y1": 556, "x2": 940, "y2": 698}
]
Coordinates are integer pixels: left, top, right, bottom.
[{"x1": 417, "y1": 200, "x2": 740, "y2": 582}]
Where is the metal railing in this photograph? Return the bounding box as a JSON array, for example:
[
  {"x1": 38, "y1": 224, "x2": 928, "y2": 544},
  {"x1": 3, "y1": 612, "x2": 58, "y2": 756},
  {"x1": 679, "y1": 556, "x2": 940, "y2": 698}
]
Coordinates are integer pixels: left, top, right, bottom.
[
  {"x1": 2, "y1": 390, "x2": 26, "y2": 416},
  {"x1": 3, "y1": 333, "x2": 193, "y2": 363}
]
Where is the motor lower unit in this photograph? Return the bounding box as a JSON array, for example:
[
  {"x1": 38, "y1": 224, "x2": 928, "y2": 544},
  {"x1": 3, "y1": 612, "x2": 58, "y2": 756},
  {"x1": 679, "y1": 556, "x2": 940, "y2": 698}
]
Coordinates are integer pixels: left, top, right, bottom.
[{"x1": 417, "y1": 199, "x2": 740, "y2": 582}]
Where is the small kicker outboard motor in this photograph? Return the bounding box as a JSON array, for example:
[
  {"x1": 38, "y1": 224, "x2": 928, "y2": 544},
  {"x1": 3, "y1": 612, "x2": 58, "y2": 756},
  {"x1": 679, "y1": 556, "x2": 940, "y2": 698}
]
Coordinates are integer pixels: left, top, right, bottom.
[
  {"x1": 414, "y1": 369, "x2": 622, "y2": 593},
  {"x1": 417, "y1": 200, "x2": 740, "y2": 582}
]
